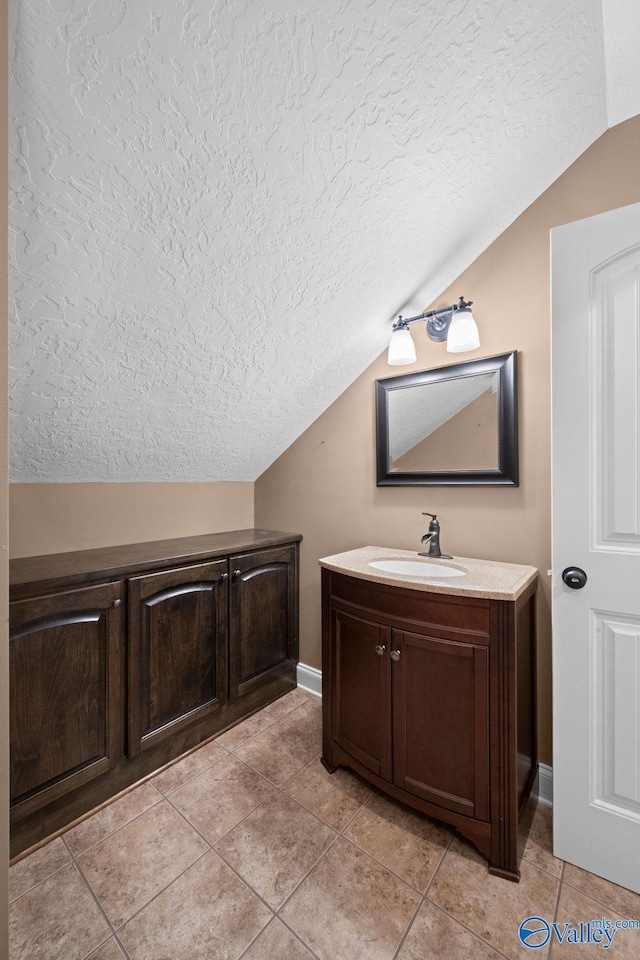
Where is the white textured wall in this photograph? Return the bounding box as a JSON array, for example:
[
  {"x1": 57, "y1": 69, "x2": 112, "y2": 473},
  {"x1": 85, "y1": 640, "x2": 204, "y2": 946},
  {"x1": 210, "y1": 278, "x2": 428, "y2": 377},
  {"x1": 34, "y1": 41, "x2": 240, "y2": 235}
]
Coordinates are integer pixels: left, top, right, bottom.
[
  {"x1": 9, "y1": 0, "x2": 606, "y2": 481},
  {"x1": 602, "y1": 0, "x2": 640, "y2": 126}
]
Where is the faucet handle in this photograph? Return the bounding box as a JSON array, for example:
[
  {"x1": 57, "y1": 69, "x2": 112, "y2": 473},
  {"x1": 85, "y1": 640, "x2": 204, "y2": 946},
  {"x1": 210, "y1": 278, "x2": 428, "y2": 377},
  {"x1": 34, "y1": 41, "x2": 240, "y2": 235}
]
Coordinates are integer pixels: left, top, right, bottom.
[{"x1": 422, "y1": 512, "x2": 437, "y2": 520}]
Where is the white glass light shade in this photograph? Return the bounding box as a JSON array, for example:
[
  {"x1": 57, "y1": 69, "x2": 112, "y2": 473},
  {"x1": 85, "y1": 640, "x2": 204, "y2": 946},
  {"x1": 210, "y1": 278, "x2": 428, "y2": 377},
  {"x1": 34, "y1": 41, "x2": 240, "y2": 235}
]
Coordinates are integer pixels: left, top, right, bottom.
[
  {"x1": 387, "y1": 327, "x2": 417, "y2": 365},
  {"x1": 446, "y1": 307, "x2": 480, "y2": 353}
]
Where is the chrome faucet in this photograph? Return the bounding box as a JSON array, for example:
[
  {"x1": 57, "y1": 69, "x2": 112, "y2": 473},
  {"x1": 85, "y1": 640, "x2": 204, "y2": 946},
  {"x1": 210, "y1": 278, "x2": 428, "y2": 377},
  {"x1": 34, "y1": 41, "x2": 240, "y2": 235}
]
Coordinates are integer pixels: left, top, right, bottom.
[{"x1": 419, "y1": 513, "x2": 453, "y2": 559}]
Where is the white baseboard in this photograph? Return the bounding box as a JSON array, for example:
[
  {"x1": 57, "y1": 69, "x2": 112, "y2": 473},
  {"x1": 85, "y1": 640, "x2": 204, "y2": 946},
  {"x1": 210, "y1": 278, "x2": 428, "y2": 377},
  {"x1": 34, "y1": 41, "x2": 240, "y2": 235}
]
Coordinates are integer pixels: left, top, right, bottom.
[
  {"x1": 538, "y1": 762, "x2": 553, "y2": 807},
  {"x1": 295, "y1": 662, "x2": 554, "y2": 806},
  {"x1": 297, "y1": 662, "x2": 322, "y2": 697}
]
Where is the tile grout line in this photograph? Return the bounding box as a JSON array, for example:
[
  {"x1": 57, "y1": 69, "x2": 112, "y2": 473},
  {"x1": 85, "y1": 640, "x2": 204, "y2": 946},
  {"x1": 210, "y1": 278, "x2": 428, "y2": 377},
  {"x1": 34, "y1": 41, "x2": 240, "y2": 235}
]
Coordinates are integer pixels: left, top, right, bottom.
[
  {"x1": 420, "y1": 836, "x2": 515, "y2": 960},
  {"x1": 269, "y1": 915, "x2": 325, "y2": 960},
  {"x1": 559, "y1": 873, "x2": 638, "y2": 919},
  {"x1": 63, "y1": 791, "x2": 166, "y2": 860},
  {"x1": 420, "y1": 897, "x2": 515, "y2": 960},
  {"x1": 110, "y1": 847, "x2": 213, "y2": 939},
  {"x1": 519, "y1": 850, "x2": 564, "y2": 881},
  {"x1": 60, "y1": 834, "x2": 133, "y2": 960},
  {"x1": 547, "y1": 860, "x2": 566, "y2": 960},
  {"x1": 8, "y1": 855, "x2": 74, "y2": 908},
  {"x1": 389, "y1": 831, "x2": 455, "y2": 960}
]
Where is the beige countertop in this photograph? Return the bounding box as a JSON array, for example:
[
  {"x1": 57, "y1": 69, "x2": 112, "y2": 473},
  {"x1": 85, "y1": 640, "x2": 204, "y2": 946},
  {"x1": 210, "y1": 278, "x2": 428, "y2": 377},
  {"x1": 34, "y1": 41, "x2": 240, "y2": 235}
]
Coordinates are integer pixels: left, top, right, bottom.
[{"x1": 319, "y1": 545, "x2": 538, "y2": 601}]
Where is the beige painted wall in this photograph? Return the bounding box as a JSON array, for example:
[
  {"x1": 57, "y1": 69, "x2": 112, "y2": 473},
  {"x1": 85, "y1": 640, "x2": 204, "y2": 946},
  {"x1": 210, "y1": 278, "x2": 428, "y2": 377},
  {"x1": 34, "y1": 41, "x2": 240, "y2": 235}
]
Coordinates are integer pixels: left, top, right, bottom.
[
  {"x1": 9, "y1": 482, "x2": 254, "y2": 557},
  {"x1": 256, "y1": 116, "x2": 640, "y2": 766},
  {"x1": 1, "y1": 0, "x2": 9, "y2": 947}
]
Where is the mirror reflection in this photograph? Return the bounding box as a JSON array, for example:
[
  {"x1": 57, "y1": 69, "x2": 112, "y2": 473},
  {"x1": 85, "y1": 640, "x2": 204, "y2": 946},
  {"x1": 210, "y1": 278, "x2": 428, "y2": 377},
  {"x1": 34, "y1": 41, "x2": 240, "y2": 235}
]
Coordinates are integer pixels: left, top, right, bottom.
[
  {"x1": 376, "y1": 352, "x2": 518, "y2": 486},
  {"x1": 388, "y1": 372, "x2": 499, "y2": 473}
]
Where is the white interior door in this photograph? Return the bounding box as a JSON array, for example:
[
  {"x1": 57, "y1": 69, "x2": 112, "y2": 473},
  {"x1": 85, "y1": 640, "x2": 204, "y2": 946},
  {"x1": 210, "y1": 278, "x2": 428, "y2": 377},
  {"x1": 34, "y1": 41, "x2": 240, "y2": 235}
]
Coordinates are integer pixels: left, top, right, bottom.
[{"x1": 552, "y1": 200, "x2": 640, "y2": 893}]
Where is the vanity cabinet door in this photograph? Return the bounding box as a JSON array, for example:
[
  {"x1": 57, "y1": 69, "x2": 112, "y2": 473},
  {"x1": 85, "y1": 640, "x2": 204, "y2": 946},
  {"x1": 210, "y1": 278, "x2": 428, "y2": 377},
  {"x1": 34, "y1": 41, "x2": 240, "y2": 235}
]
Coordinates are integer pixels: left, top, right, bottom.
[
  {"x1": 330, "y1": 607, "x2": 392, "y2": 780},
  {"x1": 229, "y1": 545, "x2": 298, "y2": 701},
  {"x1": 10, "y1": 581, "x2": 125, "y2": 812},
  {"x1": 391, "y1": 629, "x2": 489, "y2": 821},
  {"x1": 128, "y1": 560, "x2": 228, "y2": 755}
]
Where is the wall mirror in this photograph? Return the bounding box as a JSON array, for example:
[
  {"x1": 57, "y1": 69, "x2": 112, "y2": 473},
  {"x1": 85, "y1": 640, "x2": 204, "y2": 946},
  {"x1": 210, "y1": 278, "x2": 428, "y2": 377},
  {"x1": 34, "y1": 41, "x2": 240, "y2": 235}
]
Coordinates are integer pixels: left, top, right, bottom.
[{"x1": 376, "y1": 351, "x2": 518, "y2": 486}]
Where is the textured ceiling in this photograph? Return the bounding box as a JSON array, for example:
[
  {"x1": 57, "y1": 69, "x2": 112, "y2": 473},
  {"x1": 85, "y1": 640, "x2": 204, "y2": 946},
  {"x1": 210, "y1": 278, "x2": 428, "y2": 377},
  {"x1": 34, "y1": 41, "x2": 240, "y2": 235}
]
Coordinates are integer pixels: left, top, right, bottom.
[{"x1": 9, "y1": 1, "x2": 616, "y2": 481}]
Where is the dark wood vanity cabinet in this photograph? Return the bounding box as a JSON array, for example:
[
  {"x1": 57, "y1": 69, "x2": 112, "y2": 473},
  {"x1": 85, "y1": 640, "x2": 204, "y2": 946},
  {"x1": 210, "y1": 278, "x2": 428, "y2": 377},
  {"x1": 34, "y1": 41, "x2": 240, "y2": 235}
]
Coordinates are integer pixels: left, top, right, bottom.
[
  {"x1": 322, "y1": 568, "x2": 537, "y2": 881},
  {"x1": 10, "y1": 529, "x2": 300, "y2": 857},
  {"x1": 10, "y1": 581, "x2": 125, "y2": 814}
]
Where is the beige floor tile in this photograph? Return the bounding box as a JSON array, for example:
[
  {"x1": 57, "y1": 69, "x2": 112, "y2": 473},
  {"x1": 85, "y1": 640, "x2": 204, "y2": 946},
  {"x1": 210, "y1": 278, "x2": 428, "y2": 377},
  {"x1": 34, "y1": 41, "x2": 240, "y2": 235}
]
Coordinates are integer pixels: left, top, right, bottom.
[
  {"x1": 562, "y1": 862, "x2": 640, "y2": 919},
  {"x1": 169, "y1": 753, "x2": 275, "y2": 844},
  {"x1": 77, "y1": 800, "x2": 208, "y2": 927},
  {"x1": 553, "y1": 883, "x2": 640, "y2": 958},
  {"x1": 396, "y1": 899, "x2": 504, "y2": 960},
  {"x1": 280, "y1": 836, "x2": 421, "y2": 960},
  {"x1": 9, "y1": 836, "x2": 71, "y2": 903},
  {"x1": 284, "y1": 756, "x2": 374, "y2": 830},
  {"x1": 118, "y1": 850, "x2": 271, "y2": 960},
  {"x1": 9, "y1": 861, "x2": 111, "y2": 960},
  {"x1": 242, "y1": 918, "x2": 316, "y2": 959},
  {"x1": 292, "y1": 695, "x2": 323, "y2": 730},
  {"x1": 64, "y1": 781, "x2": 162, "y2": 856},
  {"x1": 215, "y1": 792, "x2": 335, "y2": 908},
  {"x1": 234, "y1": 706, "x2": 320, "y2": 786},
  {"x1": 428, "y1": 836, "x2": 559, "y2": 960},
  {"x1": 344, "y1": 793, "x2": 451, "y2": 891},
  {"x1": 262, "y1": 687, "x2": 311, "y2": 719},
  {"x1": 151, "y1": 738, "x2": 228, "y2": 796},
  {"x1": 215, "y1": 709, "x2": 277, "y2": 750},
  {"x1": 521, "y1": 804, "x2": 563, "y2": 878},
  {"x1": 86, "y1": 939, "x2": 127, "y2": 960}
]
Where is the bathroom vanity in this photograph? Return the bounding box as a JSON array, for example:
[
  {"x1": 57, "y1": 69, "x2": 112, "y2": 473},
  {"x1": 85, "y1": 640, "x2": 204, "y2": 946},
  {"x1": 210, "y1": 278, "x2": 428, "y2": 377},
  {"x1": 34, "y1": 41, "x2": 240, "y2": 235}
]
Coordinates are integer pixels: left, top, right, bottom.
[
  {"x1": 320, "y1": 546, "x2": 538, "y2": 881},
  {"x1": 10, "y1": 529, "x2": 300, "y2": 857}
]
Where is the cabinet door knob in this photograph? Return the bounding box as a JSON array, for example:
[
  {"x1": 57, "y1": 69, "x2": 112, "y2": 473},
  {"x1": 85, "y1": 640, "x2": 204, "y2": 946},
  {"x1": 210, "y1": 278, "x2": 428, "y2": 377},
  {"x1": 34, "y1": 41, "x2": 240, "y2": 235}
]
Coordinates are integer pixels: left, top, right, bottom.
[
  {"x1": 390, "y1": 649, "x2": 401, "y2": 661},
  {"x1": 375, "y1": 644, "x2": 386, "y2": 656},
  {"x1": 113, "y1": 599, "x2": 122, "y2": 608},
  {"x1": 232, "y1": 569, "x2": 242, "y2": 579},
  {"x1": 220, "y1": 572, "x2": 229, "y2": 581}
]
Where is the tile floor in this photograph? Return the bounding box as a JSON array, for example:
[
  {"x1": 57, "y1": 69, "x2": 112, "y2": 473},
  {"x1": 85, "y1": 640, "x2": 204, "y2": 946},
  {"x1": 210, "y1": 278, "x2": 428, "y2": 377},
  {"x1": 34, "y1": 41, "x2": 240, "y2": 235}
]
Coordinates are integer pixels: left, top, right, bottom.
[{"x1": 9, "y1": 687, "x2": 640, "y2": 960}]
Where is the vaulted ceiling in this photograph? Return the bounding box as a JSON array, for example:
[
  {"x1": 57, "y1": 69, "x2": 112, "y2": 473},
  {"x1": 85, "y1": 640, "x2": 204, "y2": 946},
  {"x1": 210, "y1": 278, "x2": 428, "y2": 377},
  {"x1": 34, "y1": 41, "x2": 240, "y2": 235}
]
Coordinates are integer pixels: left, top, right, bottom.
[{"x1": 9, "y1": 1, "x2": 639, "y2": 481}]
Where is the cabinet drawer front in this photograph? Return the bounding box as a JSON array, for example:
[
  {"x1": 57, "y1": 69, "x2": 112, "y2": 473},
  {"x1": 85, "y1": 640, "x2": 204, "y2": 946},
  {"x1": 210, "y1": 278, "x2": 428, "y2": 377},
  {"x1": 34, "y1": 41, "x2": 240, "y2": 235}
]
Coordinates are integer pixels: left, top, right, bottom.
[
  {"x1": 10, "y1": 581, "x2": 124, "y2": 809},
  {"x1": 328, "y1": 573, "x2": 491, "y2": 643},
  {"x1": 128, "y1": 560, "x2": 228, "y2": 755},
  {"x1": 392, "y1": 630, "x2": 490, "y2": 821},
  {"x1": 331, "y1": 608, "x2": 392, "y2": 780},
  {"x1": 229, "y1": 546, "x2": 298, "y2": 700}
]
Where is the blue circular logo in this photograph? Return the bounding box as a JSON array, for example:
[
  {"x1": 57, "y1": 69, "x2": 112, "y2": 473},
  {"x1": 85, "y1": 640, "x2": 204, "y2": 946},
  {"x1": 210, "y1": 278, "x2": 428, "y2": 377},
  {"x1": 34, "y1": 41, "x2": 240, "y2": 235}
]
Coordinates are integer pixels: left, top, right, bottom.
[{"x1": 518, "y1": 917, "x2": 551, "y2": 949}]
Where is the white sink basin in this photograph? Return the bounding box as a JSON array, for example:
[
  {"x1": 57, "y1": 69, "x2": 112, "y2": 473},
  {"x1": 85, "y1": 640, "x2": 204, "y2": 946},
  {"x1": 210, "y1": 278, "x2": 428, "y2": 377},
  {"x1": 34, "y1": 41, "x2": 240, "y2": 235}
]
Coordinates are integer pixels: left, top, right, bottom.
[{"x1": 368, "y1": 560, "x2": 465, "y2": 578}]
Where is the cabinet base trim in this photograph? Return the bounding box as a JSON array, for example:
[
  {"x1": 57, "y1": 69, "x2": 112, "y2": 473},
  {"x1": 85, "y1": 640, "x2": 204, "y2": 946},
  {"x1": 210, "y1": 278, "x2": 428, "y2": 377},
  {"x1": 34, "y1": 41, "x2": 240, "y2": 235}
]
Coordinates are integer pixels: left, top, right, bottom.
[{"x1": 297, "y1": 662, "x2": 322, "y2": 697}]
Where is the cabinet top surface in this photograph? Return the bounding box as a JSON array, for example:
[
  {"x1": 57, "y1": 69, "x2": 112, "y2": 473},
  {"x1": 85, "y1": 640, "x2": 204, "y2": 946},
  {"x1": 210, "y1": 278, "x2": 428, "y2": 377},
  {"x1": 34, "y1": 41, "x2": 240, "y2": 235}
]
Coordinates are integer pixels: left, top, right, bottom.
[
  {"x1": 10, "y1": 528, "x2": 302, "y2": 595},
  {"x1": 319, "y1": 545, "x2": 537, "y2": 601}
]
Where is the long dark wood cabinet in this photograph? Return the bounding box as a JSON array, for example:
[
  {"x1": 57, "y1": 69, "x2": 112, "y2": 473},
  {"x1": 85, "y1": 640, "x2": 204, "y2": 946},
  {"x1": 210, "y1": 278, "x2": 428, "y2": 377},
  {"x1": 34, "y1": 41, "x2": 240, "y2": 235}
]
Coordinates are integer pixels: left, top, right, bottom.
[
  {"x1": 322, "y1": 565, "x2": 537, "y2": 881},
  {"x1": 10, "y1": 529, "x2": 300, "y2": 857}
]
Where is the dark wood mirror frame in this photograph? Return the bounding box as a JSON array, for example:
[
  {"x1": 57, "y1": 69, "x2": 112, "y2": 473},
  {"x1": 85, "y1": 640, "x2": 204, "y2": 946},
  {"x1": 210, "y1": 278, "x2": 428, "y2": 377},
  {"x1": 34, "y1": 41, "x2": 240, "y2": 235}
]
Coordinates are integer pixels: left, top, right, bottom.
[{"x1": 376, "y1": 351, "x2": 519, "y2": 486}]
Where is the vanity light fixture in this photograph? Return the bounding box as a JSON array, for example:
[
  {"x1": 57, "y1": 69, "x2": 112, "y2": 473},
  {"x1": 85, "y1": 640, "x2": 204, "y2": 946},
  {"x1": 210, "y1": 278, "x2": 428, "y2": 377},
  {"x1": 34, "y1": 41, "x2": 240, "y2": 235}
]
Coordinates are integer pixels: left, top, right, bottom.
[{"x1": 387, "y1": 296, "x2": 480, "y2": 365}]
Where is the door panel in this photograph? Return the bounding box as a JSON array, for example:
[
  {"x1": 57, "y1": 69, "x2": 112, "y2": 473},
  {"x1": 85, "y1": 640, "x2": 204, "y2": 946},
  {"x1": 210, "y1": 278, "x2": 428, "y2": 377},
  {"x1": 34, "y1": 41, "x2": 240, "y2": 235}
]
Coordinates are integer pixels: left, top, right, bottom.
[
  {"x1": 552, "y1": 200, "x2": 640, "y2": 892},
  {"x1": 10, "y1": 581, "x2": 124, "y2": 808},
  {"x1": 128, "y1": 560, "x2": 228, "y2": 755},
  {"x1": 392, "y1": 629, "x2": 489, "y2": 820},
  {"x1": 229, "y1": 546, "x2": 297, "y2": 700},
  {"x1": 331, "y1": 608, "x2": 392, "y2": 780}
]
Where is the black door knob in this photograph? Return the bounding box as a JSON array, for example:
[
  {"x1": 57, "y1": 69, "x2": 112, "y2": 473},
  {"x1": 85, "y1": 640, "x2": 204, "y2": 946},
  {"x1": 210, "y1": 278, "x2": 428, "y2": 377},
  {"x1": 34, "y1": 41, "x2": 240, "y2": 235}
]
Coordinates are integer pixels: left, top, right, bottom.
[{"x1": 562, "y1": 567, "x2": 588, "y2": 589}]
